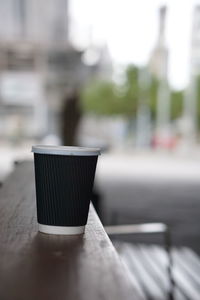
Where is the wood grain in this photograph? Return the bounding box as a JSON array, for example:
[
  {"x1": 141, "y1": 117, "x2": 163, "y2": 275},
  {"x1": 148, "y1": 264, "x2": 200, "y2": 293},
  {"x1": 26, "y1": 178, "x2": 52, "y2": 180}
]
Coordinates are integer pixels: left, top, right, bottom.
[{"x1": 0, "y1": 161, "x2": 143, "y2": 300}]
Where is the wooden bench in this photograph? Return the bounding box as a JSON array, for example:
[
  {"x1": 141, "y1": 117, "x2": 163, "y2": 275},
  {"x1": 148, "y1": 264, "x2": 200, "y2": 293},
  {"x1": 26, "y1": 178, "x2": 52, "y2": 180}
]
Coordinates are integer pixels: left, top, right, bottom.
[
  {"x1": 113, "y1": 242, "x2": 200, "y2": 300},
  {"x1": 0, "y1": 161, "x2": 143, "y2": 300}
]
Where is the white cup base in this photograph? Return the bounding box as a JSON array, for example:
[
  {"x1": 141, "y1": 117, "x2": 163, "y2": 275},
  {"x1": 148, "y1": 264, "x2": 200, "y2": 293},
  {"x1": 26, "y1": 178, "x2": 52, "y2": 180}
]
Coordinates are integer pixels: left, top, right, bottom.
[{"x1": 38, "y1": 224, "x2": 85, "y2": 235}]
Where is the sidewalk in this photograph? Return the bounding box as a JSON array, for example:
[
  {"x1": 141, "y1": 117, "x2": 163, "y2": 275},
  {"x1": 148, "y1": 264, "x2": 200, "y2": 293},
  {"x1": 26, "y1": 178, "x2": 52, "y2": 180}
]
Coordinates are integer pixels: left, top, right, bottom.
[{"x1": 97, "y1": 151, "x2": 200, "y2": 182}]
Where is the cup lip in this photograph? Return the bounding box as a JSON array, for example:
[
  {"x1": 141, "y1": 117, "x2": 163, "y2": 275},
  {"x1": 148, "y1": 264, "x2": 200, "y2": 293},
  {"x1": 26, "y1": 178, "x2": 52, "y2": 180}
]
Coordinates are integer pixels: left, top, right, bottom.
[{"x1": 32, "y1": 145, "x2": 101, "y2": 156}]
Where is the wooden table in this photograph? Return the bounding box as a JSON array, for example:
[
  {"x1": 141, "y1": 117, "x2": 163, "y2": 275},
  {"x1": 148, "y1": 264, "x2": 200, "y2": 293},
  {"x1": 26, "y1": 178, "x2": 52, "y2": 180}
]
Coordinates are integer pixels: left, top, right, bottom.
[{"x1": 0, "y1": 161, "x2": 142, "y2": 300}]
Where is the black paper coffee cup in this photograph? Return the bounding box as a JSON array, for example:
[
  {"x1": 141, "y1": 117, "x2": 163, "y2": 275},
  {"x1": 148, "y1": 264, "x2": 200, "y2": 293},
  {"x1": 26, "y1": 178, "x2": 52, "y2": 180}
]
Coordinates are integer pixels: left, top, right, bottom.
[{"x1": 32, "y1": 145, "x2": 100, "y2": 235}]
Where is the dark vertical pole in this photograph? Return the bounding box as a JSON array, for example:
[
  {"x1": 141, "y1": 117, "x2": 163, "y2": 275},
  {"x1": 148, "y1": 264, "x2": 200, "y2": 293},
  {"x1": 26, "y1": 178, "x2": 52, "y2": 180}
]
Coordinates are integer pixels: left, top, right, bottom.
[{"x1": 164, "y1": 228, "x2": 175, "y2": 300}]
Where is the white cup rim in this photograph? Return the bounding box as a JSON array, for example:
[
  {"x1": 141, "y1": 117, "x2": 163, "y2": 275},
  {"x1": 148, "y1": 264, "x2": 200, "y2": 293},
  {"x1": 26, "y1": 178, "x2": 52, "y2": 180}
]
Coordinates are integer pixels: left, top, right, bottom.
[{"x1": 32, "y1": 145, "x2": 101, "y2": 156}]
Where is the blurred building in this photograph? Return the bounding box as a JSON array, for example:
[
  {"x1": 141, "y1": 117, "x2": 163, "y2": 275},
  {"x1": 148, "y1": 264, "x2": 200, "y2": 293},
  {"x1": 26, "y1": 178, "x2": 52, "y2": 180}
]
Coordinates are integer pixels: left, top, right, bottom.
[
  {"x1": 0, "y1": 0, "x2": 101, "y2": 142},
  {"x1": 149, "y1": 6, "x2": 168, "y2": 80},
  {"x1": 182, "y1": 5, "x2": 200, "y2": 143},
  {"x1": 191, "y1": 6, "x2": 200, "y2": 77},
  {"x1": 82, "y1": 36, "x2": 113, "y2": 82},
  {"x1": 149, "y1": 6, "x2": 170, "y2": 138},
  {"x1": 97, "y1": 44, "x2": 113, "y2": 80}
]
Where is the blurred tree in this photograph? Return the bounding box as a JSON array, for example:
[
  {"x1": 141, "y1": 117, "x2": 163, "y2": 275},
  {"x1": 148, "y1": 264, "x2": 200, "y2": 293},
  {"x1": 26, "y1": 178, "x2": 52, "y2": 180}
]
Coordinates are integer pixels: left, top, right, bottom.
[
  {"x1": 148, "y1": 76, "x2": 159, "y2": 120},
  {"x1": 123, "y1": 65, "x2": 139, "y2": 117},
  {"x1": 81, "y1": 80, "x2": 116, "y2": 115},
  {"x1": 81, "y1": 65, "x2": 185, "y2": 126},
  {"x1": 81, "y1": 65, "x2": 140, "y2": 118},
  {"x1": 170, "y1": 90, "x2": 184, "y2": 121}
]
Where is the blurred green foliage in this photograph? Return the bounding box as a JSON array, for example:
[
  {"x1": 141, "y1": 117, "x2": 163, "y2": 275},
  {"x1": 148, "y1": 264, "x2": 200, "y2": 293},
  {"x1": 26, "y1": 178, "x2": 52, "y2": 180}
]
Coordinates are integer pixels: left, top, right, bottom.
[
  {"x1": 149, "y1": 76, "x2": 159, "y2": 119},
  {"x1": 81, "y1": 80, "x2": 116, "y2": 115},
  {"x1": 81, "y1": 65, "x2": 139, "y2": 117},
  {"x1": 170, "y1": 90, "x2": 184, "y2": 121},
  {"x1": 81, "y1": 64, "x2": 184, "y2": 122}
]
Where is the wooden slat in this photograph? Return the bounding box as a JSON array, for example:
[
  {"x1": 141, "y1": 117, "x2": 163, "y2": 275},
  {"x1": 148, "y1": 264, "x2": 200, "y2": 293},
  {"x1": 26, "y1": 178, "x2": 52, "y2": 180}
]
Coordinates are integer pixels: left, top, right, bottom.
[
  {"x1": 114, "y1": 242, "x2": 190, "y2": 300},
  {"x1": 121, "y1": 246, "x2": 153, "y2": 299},
  {"x1": 173, "y1": 250, "x2": 200, "y2": 289},
  {"x1": 153, "y1": 246, "x2": 200, "y2": 300},
  {"x1": 0, "y1": 161, "x2": 143, "y2": 300},
  {"x1": 113, "y1": 242, "x2": 148, "y2": 300},
  {"x1": 122, "y1": 244, "x2": 165, "y2": 300},
  {"x1": 147, "y1": 246, "x2": 187, "y2": 300},
  {"x1": 138, "y1": 245, "x2": 169, "y2": 291},
  {"x1": 120, "y1": 255, "x2": 148, "y2": 300},
  {"x1": 181, "y1": 248, "x2": 200, "y2": 274}
]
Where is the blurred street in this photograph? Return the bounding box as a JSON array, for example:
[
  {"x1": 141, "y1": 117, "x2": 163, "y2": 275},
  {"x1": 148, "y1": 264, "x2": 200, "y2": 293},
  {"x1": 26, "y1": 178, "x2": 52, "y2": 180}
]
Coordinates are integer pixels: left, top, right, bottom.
[{"x1": 96, "y1": 151, "x2": 200, "y2": 254}]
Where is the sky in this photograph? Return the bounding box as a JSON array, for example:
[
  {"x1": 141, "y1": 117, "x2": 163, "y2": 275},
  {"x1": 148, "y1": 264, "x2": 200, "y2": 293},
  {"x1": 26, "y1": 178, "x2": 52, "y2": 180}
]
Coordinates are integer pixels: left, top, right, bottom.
[{"x1": 69, "y1": 0, "x2": 200, "y2": 90}]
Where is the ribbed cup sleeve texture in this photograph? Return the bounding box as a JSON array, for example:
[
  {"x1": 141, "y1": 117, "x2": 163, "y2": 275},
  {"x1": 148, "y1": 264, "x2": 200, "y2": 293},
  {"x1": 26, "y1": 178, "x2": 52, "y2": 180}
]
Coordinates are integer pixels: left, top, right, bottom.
[{"x1": 34, "y1": 154, "x2": 98, "y2": 226}]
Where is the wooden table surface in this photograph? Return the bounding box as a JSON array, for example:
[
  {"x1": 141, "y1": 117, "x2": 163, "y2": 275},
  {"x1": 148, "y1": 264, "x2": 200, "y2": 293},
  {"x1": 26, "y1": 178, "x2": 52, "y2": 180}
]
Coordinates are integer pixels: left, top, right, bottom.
[{"x1": 0, "y1": 161, "x2": 142, "y2": 300}]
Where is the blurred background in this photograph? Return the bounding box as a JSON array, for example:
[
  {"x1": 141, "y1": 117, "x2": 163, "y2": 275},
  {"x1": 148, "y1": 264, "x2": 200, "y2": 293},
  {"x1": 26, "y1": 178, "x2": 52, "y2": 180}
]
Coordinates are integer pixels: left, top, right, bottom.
[{"x1": 0, "y1": 0, "x2": 200, "y2": 253}]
